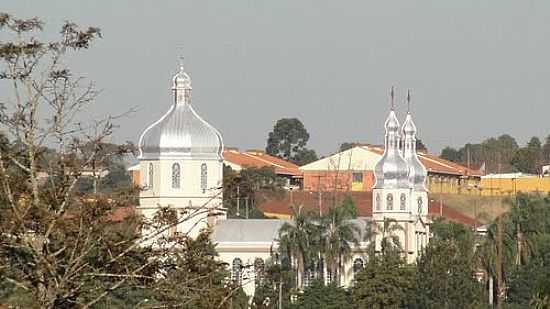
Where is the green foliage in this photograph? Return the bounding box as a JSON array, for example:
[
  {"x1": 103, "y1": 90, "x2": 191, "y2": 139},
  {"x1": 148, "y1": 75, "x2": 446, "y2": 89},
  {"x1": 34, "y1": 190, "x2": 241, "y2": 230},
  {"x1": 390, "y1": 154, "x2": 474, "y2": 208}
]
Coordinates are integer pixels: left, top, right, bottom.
[
  {"x1": 439, "y1": 134, "x2": 519, "y2": 172},
  {"x1": 351, "y1": 251, "x2": 416, "y2": 309},
  {"x1": 339, "y1": 142, "x2": 357, "y2": 152},
  {"x1": 340, "y1": 194, "x2": 357, "y2": 219},
  {"x1": 510, "y1": 136, "x2": 544, "y2": 174},
  {"x1": 440, "y1": 146, "x2": 462, "y2": 163},
  {"x1": 416, "y1": 138, "x2": 428, "y2": 153},
  {"x1": 252, "y1": 262, "x2": 295, "y2": 309},
  {"x1": 413, "y1": 220, "x2": 486, "y2": 309},
  {"x1": 292, "y1": 280, "x2": 349, "y2": 309},
  {"x1": 266, "y1": 118, "x2": 318, "y2": 165},
  {"x1": 223, "y1": 165, "x2": 285, "y2": 218},
  {"x1": 477, "y1": 194, "x2": 550, "y2": 307}
]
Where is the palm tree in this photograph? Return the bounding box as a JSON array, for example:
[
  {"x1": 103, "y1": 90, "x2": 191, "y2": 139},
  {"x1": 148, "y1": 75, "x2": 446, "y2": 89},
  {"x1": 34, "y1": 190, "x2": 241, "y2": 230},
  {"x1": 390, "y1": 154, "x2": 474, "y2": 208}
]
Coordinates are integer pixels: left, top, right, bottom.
[
  {"x1": 363, "y1": 217, "x2": 404, "y2": 256},
  {"x1": 277, "y1": 205, "x2": 317, "y2": 288},
  {"x1": 320, "y1": 206, "x2": 360, "y2": 285}
]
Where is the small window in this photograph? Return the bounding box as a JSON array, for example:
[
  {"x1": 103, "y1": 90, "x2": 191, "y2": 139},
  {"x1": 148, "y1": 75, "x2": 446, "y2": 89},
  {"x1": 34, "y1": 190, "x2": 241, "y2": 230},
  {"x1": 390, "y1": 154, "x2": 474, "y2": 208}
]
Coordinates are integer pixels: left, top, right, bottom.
[
  {"x1": 353, "y1": 258, "x2": 364, "y2": 277},
  {"x1": 376, "y1": 193, "x2": 381, "y2": 211},
  {"x1": 172, "y1": 163, "x2": 181, "y2": 189},
  {"x1": 400, "y1": 193, "x2": 406, "y2": 210},
  {"x1": 232, "y1": 258, "x2": 242, "y2": 284},
  {"x1": 201, "y1": 163, "x2": 207, "y2": 193},
  {"x1": 352, "y1": 172, "x2": 363, "y2": 183},
  {"x1": 386, "y1": 193, "x2": 393, "y2": 210},
  {"x1": 148, "y1": 163, "x2": 154, "y2": 189}
]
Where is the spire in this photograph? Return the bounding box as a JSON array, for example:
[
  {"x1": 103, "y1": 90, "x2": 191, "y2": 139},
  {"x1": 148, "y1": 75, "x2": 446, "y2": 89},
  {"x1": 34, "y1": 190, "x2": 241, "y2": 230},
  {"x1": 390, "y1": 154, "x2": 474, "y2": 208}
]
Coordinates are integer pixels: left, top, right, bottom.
[
  {"x1": 173, "y1": 55, "x2": 192, "y2": 104},
  {"x1": 406, "y1": 89, "x2": 411, "y2": 113},
  {"x1": 401, "y1": 90, "x2": 427, "y2": 191},
  {"x1": 390, "y1": 86, "x2": 395, "y2": 110}
]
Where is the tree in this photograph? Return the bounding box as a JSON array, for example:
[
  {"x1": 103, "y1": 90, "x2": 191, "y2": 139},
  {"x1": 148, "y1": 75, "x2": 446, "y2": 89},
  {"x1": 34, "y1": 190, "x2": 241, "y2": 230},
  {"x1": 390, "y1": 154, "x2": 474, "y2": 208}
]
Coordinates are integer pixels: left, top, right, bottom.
[
  {"x1": 351, "y1": 250, "x2": 415, "y2": 309},
  {"x1": 0, "y1": 13, "x2": 243, "y2": 308},
  {"x1": 340, "y1": 194, "x2": 358, "y2": 219},
  {"x1": 440, "y1": 146, "x2": 462, "y2": 163},
  {"x1": 223, "y1": 165, "x2": 285, "y2": 218},
  {"x1": 413, "y1": 220, "x2": 486, "y2": 309},
  {"x1": 292, "y1": 280, "x2": 349, "y2": 309},
  {"x1": 339, "y1": 142, "x2": 357, "y2": 152},
  {"x1": 416, "y1": 138, "x2": 428, "y2": 153},
  {"x1": 542, "y1": 135, "x2": 550, "y2": 164},
  {"x1": 320, "y1": 206, "x2": 359, "y2": 285},
  {"x1": 266, "y1": 118, "x2": 318, "y2": 165},
  {"x1": 511, "y1": 137, "x2": 543, "y2": 174},
  {"x1": 278, "y1": 205, "x2": 319, "y2": 288},
  {"x1": 148, "y1": 231, "x2": 249, "y2": 309}
]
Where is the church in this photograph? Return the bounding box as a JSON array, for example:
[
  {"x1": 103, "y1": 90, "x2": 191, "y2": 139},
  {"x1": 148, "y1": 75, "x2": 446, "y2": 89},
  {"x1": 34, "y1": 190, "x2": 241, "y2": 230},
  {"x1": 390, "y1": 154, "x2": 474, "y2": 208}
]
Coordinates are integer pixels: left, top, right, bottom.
[{"x1": 135, "y1": 61, "x2": 430, "y2": 296}]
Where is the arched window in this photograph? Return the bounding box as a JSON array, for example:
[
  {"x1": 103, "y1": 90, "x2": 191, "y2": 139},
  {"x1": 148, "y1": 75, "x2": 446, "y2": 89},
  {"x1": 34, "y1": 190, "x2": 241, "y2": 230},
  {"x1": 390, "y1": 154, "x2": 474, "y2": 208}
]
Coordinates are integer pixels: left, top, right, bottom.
[
  {"x1": 200, "y1": 163, "x2": 207, "y2": 193},
  {"x1": 353, "y1": 258, "x2": 364, "y2": 277},
  {"x1": 148, "y1": 163, "x2": 154, "y2": 189},
  {"x1": 400, "y1": 193, "x2": 407, "y2": 210},
  {"x1": 171, "y1": 163, "x2": 180, "y2": 189},
  {"x1": 386, "y1": 193, "x2": 393, "y2": 210},
  {"x1": 376, "y1": 193, "x2": 381, "y2": 210},
  {"x1": 232, "y1": 258, "x2": 242, "y2": 284},
  {"x1": 254, "y1": 258, "x2": 265, "y2": 286}
]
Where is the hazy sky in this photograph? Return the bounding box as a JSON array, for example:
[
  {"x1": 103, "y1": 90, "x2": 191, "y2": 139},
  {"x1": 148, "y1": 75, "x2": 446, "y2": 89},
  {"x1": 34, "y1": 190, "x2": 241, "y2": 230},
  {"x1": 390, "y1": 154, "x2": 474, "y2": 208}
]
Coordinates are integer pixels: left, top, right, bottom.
[{"x1": 3, "y1": 1, "x2": 549, "y2": 156}]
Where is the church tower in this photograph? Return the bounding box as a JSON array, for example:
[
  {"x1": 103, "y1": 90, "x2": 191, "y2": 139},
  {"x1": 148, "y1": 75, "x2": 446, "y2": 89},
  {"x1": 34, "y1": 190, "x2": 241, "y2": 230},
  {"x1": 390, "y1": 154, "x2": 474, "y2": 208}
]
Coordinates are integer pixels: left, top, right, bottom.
[
  {"x1": 372, "y1": 88, "x2": 429, "y2": 263},
  {"x1": 137, "y1": 59, "x2": 225, "y2": 244},
  {"x1": 401, "y1": 90, "x2": 430, "y2": 261}
]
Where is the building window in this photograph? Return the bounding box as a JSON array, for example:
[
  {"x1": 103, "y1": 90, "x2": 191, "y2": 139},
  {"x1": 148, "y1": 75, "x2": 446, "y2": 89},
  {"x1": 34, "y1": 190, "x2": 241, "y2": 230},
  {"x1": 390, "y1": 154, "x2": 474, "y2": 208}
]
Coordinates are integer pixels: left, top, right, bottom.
[
  {"x1": 254, "y1": 258, "x2": 265, "y2": 287},
  {"x1": 353, "y1": 258, "x2": 364, "y2": 277},
  {"x1": 376, "y1": 193, "x2": 381, "y2": 210},
  {"x1": 201, "y1": 163, "x2": 207, "y2": 193},
  {"x1": 172, "y1": 163, "x2": 180, "y2": 189},
  {"x1": 386, "y1": 193, "x2": 393, "y2": 210},
  {"x1": 148, "y1": 163, "x2": 154, "y2": 189},
  {"x1": 352, "y1": 172, "x2": 363, "y2": 183},
  {"x1": 232, "y1": 258, "x2": 242, "y2": 285},
  {"x1": 400, "y1": 193, "x2": 406, "y2": 210}
]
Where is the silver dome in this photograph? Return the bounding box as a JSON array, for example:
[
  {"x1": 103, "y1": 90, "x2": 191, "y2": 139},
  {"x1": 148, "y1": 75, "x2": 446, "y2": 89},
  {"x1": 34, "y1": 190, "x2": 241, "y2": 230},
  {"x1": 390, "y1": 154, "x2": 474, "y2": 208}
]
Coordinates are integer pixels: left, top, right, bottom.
[
  {"x1": 138, "y1": 63, "x2": 224, "y2": 160},
  {"x1": 402, "y1": 112, "x2": 427, "y2": 191},
  {"x1": 373, "y1": 107, "x2": 409, "y2": 189}
]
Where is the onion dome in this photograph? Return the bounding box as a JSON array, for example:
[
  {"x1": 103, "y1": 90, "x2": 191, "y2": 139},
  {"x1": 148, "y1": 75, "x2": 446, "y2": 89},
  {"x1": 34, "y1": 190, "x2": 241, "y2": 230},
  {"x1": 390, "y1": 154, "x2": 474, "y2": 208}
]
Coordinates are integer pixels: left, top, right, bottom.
[
  {"x1": 138, "y1": 61, "x2": 224, "y2": 160},
  {"x1": 373, "y1": 88, "x2": 409, "y2": 189},
  {"x1": 401, "y1": 91, "x2": 427, "y2": 191}
]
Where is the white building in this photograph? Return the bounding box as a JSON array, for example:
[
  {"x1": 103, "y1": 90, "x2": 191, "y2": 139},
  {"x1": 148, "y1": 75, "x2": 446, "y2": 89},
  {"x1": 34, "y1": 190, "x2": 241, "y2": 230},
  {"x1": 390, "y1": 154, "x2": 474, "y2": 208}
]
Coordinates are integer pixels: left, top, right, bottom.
[
  {"x1": 135, "y1": 63, "x2": 430, "y2": 296},
  {"x1": 136, "y1": 61, "x2": 225, "y2": 243}
]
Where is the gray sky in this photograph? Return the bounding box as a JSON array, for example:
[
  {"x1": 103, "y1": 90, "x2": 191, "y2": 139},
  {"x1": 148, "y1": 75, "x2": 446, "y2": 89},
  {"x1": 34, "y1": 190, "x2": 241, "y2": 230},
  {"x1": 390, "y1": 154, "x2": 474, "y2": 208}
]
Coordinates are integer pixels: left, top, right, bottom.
[{"x1": 3, "y1": 0, "x2": 549, "y2": 156}]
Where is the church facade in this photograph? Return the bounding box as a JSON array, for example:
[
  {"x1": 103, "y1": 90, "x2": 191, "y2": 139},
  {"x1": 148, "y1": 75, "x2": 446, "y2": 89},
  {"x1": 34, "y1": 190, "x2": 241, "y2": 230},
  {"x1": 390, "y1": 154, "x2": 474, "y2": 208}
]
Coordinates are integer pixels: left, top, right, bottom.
[{"x1": 136, "y1": 63, "x2": 430, "y2": 295}]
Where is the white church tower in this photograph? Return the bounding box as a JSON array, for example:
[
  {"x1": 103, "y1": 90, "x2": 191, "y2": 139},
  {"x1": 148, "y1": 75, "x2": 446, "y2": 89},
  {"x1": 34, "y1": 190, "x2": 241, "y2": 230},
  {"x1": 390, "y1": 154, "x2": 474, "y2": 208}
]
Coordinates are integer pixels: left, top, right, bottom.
[
  {"x1": 372, "y1": 87, "x2": 430, "y2": 263},
  {"x1": 137, "y1": 59, "x2": 225, "y2": 243}
]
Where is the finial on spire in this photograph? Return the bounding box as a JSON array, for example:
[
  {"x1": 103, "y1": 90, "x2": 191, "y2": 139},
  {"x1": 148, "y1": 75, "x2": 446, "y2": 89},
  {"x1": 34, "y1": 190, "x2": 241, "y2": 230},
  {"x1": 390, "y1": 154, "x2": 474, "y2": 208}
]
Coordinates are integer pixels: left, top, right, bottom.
[
  {"x1": 406, "y1": 89, "x2": 411, "y2": 113},
  {"x1": 178, "y1": 54, "x2": 185, "y2": 72},
  {"x1": 390, "y1": 86, "x2": 395, "y2": 110}
]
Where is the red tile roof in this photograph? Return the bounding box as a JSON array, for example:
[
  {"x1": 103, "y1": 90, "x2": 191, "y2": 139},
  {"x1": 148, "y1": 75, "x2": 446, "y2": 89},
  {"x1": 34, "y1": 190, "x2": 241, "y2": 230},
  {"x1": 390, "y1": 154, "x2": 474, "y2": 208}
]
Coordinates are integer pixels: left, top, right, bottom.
[
  {"x1": 224, "y1": 149, "x2": 301, "y2": 176},
  {"x1": 367, "y1": 146, "x2": 482, "y2": 177},
  {"x1": 258, "y1": 190, "x2": 477, "y2": 227}
]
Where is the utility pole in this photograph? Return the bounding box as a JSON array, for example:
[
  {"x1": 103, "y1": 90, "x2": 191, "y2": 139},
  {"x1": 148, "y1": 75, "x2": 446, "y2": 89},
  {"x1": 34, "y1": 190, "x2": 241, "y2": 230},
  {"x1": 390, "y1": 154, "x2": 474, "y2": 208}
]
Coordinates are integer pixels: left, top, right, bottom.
[
  {"x1": 513, "y1": 178, "x2": 522, "y2": 266},
  {"x1": 496, "y1": 215, "x2": 504, "y2": 309},
  {"x1": 245, "y1": 197, "x2": 249, "y2": 219},
  {"x1": 236, "y1": 185, "x2": 240, "y2": 217}
]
